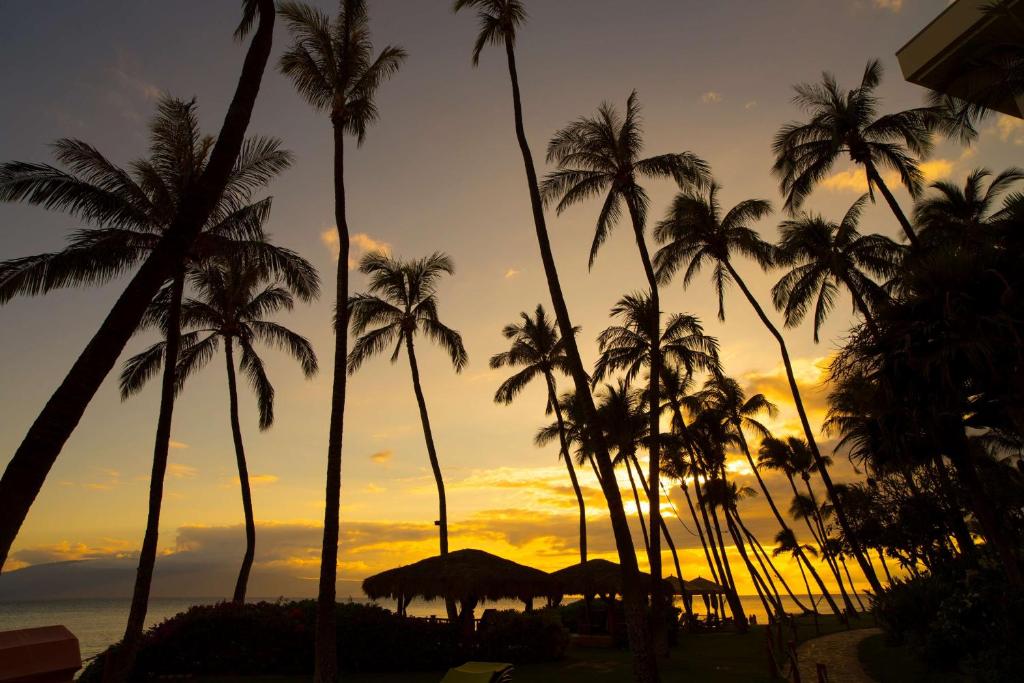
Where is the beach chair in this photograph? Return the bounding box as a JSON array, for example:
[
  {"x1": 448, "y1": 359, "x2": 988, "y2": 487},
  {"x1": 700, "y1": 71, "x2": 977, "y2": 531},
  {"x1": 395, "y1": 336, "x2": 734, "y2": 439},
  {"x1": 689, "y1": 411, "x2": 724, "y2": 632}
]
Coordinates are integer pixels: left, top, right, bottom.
[{"x1": 440, "y1": 661, "x2": 514, "y2": 682}]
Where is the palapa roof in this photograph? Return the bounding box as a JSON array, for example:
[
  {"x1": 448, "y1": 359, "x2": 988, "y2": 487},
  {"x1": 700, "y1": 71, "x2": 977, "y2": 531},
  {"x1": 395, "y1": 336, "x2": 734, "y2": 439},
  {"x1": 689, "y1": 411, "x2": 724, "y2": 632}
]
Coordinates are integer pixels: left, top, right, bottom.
[
  {"x1": 667, "y1": 575, "x2": 727, "y2": 595},
  {"x1": 362, "y1": 548, "x2": 557, "y2": 604},
  {"x1": 551, "y1": 559, "x2": 672, "y2": 596}
]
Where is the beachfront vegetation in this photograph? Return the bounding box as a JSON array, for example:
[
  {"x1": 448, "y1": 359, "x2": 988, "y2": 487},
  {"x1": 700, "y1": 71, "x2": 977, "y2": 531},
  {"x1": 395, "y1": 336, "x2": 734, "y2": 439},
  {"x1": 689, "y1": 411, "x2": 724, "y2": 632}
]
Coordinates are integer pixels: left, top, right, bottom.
[{"x1": 1, "y1": 0, "x2": 1023, "y2": 681}]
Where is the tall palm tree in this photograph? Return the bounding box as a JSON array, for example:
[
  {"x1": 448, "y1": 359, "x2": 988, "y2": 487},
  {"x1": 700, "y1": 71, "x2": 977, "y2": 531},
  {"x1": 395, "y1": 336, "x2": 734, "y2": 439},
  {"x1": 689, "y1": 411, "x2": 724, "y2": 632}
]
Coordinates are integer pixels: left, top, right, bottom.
[
  {"x1": 122, "y1": 256, "x2": 317, "y2": 606},
  {"x1": 451, "y1": 3, "x2": 656, "y2": 676},
  {"x1": 0, "y1": 0, "x2": 278, "y2": 575},
  {"x1": 278, "y1": 3, "x2": 405, "y2": 678},
  {"x1": 541, "y1": 96, "x2": 708, "y2": 641},
  {"x1": 0, "y1": 96, "x2": 297, "y2": 682},
  {"x1": 490, "y1": 305, "x2": 587, "y2": 562},
  {"x1": 347, "y1": 253, "x2": 467, "y2": 557},
  {"x1": 772, "y1": 59, "x2": 942, "y2": 247},
  {"x1": 772, "y1": 195, "x2": 904, "y2": 342},
  {"x1": 654, "y1": 180, "x2": 884, "y2": 594},
  {"x1": 773, "y1": 529, "x2": 821, "y2": 611}
]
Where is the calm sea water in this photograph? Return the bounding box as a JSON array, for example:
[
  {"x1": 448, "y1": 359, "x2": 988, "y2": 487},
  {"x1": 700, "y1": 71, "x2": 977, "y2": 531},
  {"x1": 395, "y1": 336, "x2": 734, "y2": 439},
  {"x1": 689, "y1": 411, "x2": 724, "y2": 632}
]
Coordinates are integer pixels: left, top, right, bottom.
[{"x1": 0, "y1": 593, "x2": 848, "y2": 664}]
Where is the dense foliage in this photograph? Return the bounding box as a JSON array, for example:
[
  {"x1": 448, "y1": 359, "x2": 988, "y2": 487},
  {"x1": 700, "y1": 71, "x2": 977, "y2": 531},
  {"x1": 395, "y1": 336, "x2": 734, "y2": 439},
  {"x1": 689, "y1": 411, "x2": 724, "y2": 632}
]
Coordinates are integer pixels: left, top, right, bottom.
[{"x1": 79, "y1": 601, "x2": 572, "y2": 680}]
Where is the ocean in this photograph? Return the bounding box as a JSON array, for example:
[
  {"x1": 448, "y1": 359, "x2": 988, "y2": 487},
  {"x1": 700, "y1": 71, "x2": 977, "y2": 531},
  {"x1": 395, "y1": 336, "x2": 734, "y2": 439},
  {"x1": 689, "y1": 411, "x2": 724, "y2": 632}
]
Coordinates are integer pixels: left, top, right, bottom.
[{"x1": 0, "y1": 593, "x2": 848, "y2": 664}]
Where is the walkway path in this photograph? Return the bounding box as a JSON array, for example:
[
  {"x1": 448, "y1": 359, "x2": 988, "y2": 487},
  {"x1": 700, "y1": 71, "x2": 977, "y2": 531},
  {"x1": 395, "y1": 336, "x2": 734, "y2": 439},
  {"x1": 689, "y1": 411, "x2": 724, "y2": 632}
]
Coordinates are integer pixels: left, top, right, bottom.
[{"x1": 795, "y1": 627, "x2": 881, "y2": 682}]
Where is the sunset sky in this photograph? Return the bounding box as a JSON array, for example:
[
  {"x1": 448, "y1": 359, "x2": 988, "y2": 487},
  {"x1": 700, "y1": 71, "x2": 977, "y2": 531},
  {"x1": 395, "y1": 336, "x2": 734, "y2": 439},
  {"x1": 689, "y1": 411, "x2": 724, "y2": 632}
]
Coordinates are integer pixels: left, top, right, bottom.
[{"x1": 1, "y1": 0, "x2": 1022, "y2": 598}]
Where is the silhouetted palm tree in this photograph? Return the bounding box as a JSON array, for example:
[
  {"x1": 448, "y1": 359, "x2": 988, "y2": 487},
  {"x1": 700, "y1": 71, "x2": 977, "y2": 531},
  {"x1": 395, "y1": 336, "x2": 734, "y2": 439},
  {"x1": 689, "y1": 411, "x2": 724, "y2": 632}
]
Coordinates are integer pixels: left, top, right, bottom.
[
  {"x1": 452, "y1": 2, "x2": 656, "y2": 674},
  {"x1": 278, "y1": 2, "x2": 405, "y2": 677},
  {"x1": 772, "y1": 59, "x2": 941, "y2": 247},
  {"x1": 773, "y1": 528, "x2": 821, "y2": 611},
  {"x1": 0, "y1": 0, "x2": 278, "y2": 583},
  {"x1": 348, "y1": 252, "x2": 467, "y2": 558},
  {"x1": 914, "y1": 167, "x2": 1024, "y2": 251},
  {"x1": 491, "y1": 305, "x2": 588, "y2": 562},
  {"x1": 123, "y1": 256, "x2": 317, "y2": 606},
  {"x1": 541, "y1": 96, "x2": 708, "y2": 640},
  {"x1": 773, "y1": 195, "x2": 904, "y2": 342},
  {"x1": 0, "y1": 93, "x2": 296, "y2": 681},
  {"x1": 654, "y1": 179, "x2": 884, "y2": 594}
]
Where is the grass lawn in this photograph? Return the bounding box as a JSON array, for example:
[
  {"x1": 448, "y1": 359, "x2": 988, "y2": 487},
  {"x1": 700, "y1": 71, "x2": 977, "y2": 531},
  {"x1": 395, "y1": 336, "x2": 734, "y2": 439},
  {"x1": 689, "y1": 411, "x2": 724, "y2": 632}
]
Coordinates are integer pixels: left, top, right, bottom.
[
  {"x1": 857, "y1": 632, "x2": 969, "y2": 683},
  {"x1": 198, "y1": 614, "x2": 860, "y2": 683}
]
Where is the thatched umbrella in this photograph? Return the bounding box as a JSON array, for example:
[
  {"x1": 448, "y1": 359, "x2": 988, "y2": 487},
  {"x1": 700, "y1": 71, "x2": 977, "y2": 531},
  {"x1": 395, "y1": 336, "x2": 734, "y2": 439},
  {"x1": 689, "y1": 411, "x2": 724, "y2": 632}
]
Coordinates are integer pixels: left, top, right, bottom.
[
  {"x1": 551, "y1": 559, "x2": 673, "y2": 598},
  {"x1": 362, "y1": 549, "x2": 558, "y2": 626},
  {"x1": 666, "y1": 576, "x2": 726, "y2": 617}
]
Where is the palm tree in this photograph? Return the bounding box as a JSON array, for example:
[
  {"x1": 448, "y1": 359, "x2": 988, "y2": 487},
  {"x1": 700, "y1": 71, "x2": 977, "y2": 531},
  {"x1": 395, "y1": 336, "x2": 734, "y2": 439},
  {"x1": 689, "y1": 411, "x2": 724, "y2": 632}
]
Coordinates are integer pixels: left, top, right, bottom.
[
  {"x1": 0, "y1": 0, "x2": 278, "y2": 575},
  {"x1": 541, "y1": 96, "x2": 708, "y2": 640},
  {"x1": 278, "y1": 3, "x2": 405, "y2": 678},
  {"x1": 0, "y1": 95, "x2": 298, "y2": 681},
  {"x1": 347, "y1": 253, "x2": 467, "y2": 558},
  {"x1": 451, "y1": 3, "x2": 656, "y2": 675},
  {"x1": 773, "y1": 528, "x2": 821, "y2": 612},
  {"x1": 122, "y1": 256, "x2": 317, "y2": 606},
  {"x1": 913, "y1": 167, "x2": 1024, "y2": 251},
  {"x1": 772, "y1": 195, "x2": 904, "y2": 342},
  {"x1": 772, "y1": 59, "x2": 941, "y2": 247},
  {"x1": 654, "y1": 179, "x2": 884, "y2": 594},
  {"x1": 490, "y1": 305, "x2": 587, "y2": 562}
]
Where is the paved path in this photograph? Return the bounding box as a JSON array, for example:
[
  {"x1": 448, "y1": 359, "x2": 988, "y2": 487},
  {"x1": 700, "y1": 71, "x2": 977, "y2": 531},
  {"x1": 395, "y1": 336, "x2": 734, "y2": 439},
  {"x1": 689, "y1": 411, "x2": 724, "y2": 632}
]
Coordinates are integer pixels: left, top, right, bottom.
[{"x1": 795, "y1": 627, "x2": 881, "y2": 682}]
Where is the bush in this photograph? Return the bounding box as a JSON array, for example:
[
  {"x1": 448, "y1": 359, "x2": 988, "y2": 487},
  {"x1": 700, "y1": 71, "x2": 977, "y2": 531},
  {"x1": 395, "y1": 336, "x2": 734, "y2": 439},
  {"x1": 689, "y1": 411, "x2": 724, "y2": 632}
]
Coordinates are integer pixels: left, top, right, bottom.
[
  {"x1": 80, "y1": 600, "x2": 462, "y2": 681},
  {"x1": 874, "y1": 557, "x2": 1024, "y2": 682},
  {"x1": 475, "y1": 609, "x2": 569, "y2": 663}
]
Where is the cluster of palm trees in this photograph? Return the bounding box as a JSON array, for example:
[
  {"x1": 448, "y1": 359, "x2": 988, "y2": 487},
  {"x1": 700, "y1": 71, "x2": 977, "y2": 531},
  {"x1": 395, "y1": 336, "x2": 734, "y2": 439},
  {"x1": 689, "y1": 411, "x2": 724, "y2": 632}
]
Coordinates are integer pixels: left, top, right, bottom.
[{"x1": 1, "y1": 1, "x2": 1022, "y2": 682}]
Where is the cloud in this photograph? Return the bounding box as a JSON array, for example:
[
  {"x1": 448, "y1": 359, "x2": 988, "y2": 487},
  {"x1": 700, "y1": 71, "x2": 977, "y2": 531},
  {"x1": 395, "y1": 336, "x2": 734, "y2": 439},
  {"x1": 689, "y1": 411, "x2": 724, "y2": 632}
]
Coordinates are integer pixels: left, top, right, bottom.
[
  {"x1": 167, "y1": 463, "x2": 198, "y2": 479},
  {"x1": 872, "y1": 0, "x2": 903, "y2": 12},
  {"x1": 744, "y1": 101, "x2": 758, "y2": 110},
  {"x1": 320, "y1": 230, "x2": 391, "y2": 269},
  {"x1": 820, "y1": 169, "x2": 869, "y2": 193},
  {"x1": 919, "y1": 159, "x2": 954, "y2": 183},
  {"x1": 9, "y1": 539, "x2": 136, "y2": 568},
  {"x1": 740, "y1": 356, "x2": 832, "y2": 438},
  {"x1": 370, "y1": 450, "x2": 393, "y2": 465},
  {"x1": 227, "y1": 474, "x2": 280, "y2": 487},
  {"x1": 996, "y1": 115, "x2": 1024, "y2": 145},
  {"x1": 84, "y1": 469, "x2": 122, "y2": 492},
  {"x1": 504, "y1": 268, "x2": 521, "y2": 279},
  {"x1": 700, "y1": 91, "x2": 722, "y2": 105},
  {"x1": 169, "y1": 440, "x2": 189, "y2": 450},
  {"x1": 365, "y1": 483, "x2": 385, "y2": 494}
]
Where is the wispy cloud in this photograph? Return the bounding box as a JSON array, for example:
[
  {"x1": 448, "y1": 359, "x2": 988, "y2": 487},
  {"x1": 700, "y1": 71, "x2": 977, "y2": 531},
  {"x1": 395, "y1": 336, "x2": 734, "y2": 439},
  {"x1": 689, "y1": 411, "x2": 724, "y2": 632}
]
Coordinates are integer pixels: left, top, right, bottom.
[
  {"x1": 700, "y1": 91, "x2": 723, "y2": 105},
  {"x1": 320, "y1": 229, "x2": 392, "y2": 269},
  {"x1": 169, "y1": 440, "x2": 189, "y2": 450},
  {"x1": 744, "y1": 100, "x2": 758, "y2": 110},
  {"x1": 996, "y1": 115, "x2": 1024, "y2": 145},
  {"x1": 167, "y1": 463, "x2": 198, "y2": 479},
  {"x1": 370, "y1": 450, "x2": 393, "y2": 465},
  {"x1": 504, "y1": 268, "x2": 521, "y2": 280}
]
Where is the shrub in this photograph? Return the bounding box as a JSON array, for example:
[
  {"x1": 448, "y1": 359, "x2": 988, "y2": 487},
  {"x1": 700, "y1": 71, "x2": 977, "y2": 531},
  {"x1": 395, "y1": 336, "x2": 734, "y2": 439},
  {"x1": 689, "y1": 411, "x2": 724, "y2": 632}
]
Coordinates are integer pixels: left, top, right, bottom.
[
  {"x1": 475, "y1": 609, "x2": 569, "y2": 664},
  {"x1": 79, "y1": 600, "x2": 462, "y2": 681},
  {"x1": 874, "y1": 556, "x2": 1024, "y2": 682}
]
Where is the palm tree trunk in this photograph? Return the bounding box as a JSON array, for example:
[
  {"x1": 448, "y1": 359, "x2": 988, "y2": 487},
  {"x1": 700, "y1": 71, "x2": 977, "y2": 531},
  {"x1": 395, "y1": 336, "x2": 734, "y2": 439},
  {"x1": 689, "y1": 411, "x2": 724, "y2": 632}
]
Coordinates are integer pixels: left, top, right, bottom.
[
  {"x1": 948, "y1": 426, "x2": 1023, "y2": 587},
  {"x1": 680, "y1": 482, "x2": 719, "y2": 585},
  {"x1": 794, "y1": 474, "x2": 855, "y2": 616},
  {"x1": 693, "y1": 468, "x2": 746, "y2": 627},
  {"x1": 841, "y1": 273, "x2": 883, "y2": 340},
  {"x1": 722, "y1": 259, "x2": 883, "y2": 595},
  {"x1": 864, "y1": 160, "x2": 920, "y2": 248},
  {"x1": 735, "y1": 431, "x2": 847, "y2": 617},
  {"x1": 224, "y1": 338, "x2": 256, "y2": 604},
  {"x1": 502, "y1": 38, "x2": 655, "y2": 681},
  {"x1": 547, "y1": 376, "x2": 586, "y2": 563},
  {"x1": 733, "y1": 511, "x2": 783, "y2": 611},
  {"x1": 102, "y1": 268, "x2": 185, "y2": 683},
  {"x1": 624, "y1": 457, "x2": 651, "y2": 555},
  {"x1": 624, "y1": 197, "x2": 665, "y2": 652},
  {"x1": 0, "y1": 0, "x2": 277, "y2": 573},
  {"x1": 738, "y1": 515, "x2": 813, "y2": 614},
  {"x1": 876, "y1": 548, "x2": 893, "y2": 584},
  {"x1": 931, "y1": 455, "x2": 976, "y2": 560},
  {"x1": 723, "y1": 504, "x2": 778, "y2": 619},
  {"x1": 405, "y1": 337, "x2": 449, "y2": 555},
  {"x1": 315, "y1": 116, "x2": 351, "y2": 683},
  {"x1": 839, "y1": 554, "x2": 866, "y2": 612}
]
